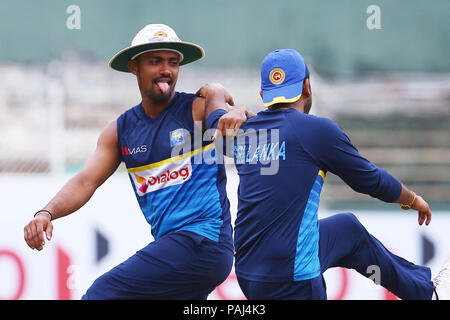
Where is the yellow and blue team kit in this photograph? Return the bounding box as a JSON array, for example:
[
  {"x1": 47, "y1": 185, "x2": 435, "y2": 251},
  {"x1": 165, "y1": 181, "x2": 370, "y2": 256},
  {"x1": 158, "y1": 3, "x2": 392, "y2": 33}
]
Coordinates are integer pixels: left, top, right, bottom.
[
  {"x1": 81, "y1": 92, "x2": 233, "y2": 299},
  {"x1": 118, "y1": 92, "x2": 232, "y2": 244},
  {"x1": 206, "y1": 107, "x2": 434, "y2": 300}
]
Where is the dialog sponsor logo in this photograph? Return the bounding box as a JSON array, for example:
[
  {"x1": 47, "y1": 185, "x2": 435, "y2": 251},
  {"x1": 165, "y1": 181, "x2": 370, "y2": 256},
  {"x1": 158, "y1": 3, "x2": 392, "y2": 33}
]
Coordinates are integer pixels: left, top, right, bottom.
[{"x1": 132, "y1": 159, "x2": 192, "y2": 195}]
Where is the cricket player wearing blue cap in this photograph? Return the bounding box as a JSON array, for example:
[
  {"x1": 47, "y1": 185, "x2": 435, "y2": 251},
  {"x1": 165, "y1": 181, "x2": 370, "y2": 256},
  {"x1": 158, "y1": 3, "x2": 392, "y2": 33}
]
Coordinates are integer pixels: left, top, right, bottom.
[{"x1": 201, "y1": 49, "x2": 450, "y2": 300}]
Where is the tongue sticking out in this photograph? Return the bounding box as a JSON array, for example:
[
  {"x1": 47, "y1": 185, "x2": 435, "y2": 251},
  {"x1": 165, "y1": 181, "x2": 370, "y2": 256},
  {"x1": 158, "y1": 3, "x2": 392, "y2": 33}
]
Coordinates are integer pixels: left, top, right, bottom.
[{"x1": 156, "y1": 82, "x2": 170, "y2": 94}]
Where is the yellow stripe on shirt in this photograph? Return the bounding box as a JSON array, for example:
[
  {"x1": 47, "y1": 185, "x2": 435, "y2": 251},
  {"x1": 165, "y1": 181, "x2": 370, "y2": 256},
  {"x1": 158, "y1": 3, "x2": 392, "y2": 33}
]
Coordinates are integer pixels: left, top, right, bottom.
[
  {"x1": 318, "y1": 170, "x2": 326, "y2": 182},
  {"x1": 127, "y1": 143, "x2": 215, "y2": 173}
]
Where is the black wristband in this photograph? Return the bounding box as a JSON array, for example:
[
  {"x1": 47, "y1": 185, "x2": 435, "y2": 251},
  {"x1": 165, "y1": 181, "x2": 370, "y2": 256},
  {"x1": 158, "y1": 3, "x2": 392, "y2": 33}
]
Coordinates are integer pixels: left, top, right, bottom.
[{"x1": 34, "y1": 210, "x2": 52, "y2": 220}]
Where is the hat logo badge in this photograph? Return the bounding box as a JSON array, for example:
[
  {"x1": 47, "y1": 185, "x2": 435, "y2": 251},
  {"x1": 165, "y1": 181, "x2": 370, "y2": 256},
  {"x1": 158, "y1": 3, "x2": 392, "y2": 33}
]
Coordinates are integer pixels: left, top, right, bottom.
[
  {"x1": 269, "y1": 68, "x2": 285, "y2": 85},
  {"x1": 154, "y1": 31, "x2": 168, "y2": 37}
]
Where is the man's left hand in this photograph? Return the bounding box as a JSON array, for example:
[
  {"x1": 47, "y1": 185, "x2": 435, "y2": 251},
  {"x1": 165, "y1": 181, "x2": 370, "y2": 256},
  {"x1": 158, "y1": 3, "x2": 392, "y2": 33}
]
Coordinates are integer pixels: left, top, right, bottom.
[{"x1": 213, "y1": 107, "x2": 248, "y2": 141}]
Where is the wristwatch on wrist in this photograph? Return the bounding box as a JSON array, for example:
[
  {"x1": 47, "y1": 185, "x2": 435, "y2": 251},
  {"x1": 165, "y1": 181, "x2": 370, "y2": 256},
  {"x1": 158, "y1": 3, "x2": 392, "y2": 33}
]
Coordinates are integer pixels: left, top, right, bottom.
[{"x1": 400, "y1": 192, "x2": 416, "y2": 210}]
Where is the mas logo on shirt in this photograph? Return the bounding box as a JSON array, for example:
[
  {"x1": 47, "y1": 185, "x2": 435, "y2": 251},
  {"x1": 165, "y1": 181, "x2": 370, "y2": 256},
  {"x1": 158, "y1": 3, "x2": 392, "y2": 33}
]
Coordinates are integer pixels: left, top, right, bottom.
[
  {"x1": 121, "y1": 144, "x2": 148, "y2": 156},
  {"x1": 170, "y1": 129, "x2": 184, "y2": 147}
]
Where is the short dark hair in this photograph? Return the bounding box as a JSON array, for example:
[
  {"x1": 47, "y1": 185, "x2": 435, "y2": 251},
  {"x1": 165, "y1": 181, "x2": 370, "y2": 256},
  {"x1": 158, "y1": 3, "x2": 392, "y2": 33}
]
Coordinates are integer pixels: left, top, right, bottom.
[
  {"x1": 268, "y1": 75, "x2": 311, "y2": 110},
  {"x1": 269, "y1": 102, "x2": 290, "y2": 110}
]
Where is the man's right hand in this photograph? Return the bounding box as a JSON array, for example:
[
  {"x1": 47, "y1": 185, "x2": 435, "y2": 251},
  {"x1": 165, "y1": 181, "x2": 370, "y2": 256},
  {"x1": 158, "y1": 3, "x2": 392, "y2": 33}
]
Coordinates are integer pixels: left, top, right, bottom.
[
  {"x1": 24, "y1": 212, "x2": 53, "y2": 251},
  {"x1": 22, "y1": 120, "x2": 121, "y2": 252},
  {"x1": 212, "y1": 107, "x2": 248, "y2": 141},
  {"x1": 195, "y1": 83, "x2": 235, "y2": 107},
  {"x1": 410, "y1": 195, "x2": 432, "y2": 226},
  {"x1": 396, "y1": 185, "x2": 432, "y2": 226}
]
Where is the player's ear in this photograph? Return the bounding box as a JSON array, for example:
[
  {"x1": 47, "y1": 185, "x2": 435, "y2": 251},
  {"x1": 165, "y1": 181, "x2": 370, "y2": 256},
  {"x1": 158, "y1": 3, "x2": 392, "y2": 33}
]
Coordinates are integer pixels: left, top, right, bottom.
[
  {"x1": 259, "y1": 89, "x2": 263, "y2": 99},
  {"x1": 302, "y1": 78, "x2": 311, "y2": 98},
  {"x1": 128, "y1": 59, "x2": 138, "y2": 75}
]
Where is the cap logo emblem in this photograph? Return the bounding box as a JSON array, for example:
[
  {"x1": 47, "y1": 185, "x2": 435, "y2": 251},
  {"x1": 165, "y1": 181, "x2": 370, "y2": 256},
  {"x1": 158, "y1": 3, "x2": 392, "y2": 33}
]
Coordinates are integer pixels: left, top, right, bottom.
[
  {"x1": 154, "y1": 31, "x2": 168, "y2": 37},
  {"x1": 269, "y1": 68, "x2": 285, "y2": 85}
]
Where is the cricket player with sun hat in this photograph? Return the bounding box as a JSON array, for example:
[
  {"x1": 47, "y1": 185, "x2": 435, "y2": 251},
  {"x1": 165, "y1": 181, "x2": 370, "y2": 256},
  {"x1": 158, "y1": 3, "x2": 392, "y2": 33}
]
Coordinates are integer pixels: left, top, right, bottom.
[
  {"x1": 23, "y1": 23, "x2": 247, "y2": 299},
  {"x1": 202, "y1": 48, "x2": 450, "y2": 300}
]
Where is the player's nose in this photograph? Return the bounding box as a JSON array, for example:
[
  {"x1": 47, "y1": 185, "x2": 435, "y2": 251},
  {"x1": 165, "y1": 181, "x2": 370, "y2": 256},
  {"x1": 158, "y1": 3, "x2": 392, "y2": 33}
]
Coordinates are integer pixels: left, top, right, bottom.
[{"x1": 159, "y1": 62, "x2": 172, "y2": 76}]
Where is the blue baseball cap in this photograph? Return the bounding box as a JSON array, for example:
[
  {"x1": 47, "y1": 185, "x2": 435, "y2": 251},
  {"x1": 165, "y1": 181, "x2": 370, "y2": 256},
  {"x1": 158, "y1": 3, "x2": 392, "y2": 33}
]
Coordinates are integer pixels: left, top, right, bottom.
[{"x1": 261, "y1": 49, "x2": 309, "y2": 108}]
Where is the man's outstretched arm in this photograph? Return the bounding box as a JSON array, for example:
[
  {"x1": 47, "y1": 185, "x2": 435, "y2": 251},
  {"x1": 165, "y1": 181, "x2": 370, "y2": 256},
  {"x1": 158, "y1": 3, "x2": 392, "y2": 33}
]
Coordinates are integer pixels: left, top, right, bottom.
[
  {"x1": 24, "y1": 120, "x2": 121, "y2": 251},
  {"x1": 304, "y1": 117, "x2": 432, "y2": 226},
  {"x1": 193, "y1": 83, "x2": 250, "y2": 140}
]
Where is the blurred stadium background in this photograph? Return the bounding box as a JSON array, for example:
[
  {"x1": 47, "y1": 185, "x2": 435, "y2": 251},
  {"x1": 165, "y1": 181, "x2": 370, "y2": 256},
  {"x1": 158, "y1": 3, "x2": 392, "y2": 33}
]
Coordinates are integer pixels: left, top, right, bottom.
[{"x1": 0, "y1": 0, "x2": 449, "y2": 300}]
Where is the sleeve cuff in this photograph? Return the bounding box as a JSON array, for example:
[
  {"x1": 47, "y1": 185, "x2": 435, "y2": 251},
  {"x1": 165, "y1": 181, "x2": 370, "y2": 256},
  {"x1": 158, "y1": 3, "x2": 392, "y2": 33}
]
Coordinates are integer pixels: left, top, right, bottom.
[{"x1": 206, "y1": 109, "x2": 228, "y2": 130}]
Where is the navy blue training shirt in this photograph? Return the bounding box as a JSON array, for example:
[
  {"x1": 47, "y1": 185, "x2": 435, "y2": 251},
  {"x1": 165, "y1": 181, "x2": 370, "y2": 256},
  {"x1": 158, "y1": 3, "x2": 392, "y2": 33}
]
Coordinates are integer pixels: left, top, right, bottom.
[
  {"x1": 207, "y1": 107, "x2": 402, "y2": 282},
  {"x1": 116, "y1": 92, "x2": 232, "y2": 250}
]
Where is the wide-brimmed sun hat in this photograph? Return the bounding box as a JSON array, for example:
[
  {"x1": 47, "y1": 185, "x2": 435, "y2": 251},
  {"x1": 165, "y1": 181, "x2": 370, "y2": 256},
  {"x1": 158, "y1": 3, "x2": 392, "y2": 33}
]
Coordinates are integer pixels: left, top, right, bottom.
[{"x1": 109, "y1": 24, "x2": 205, "y2": 72}]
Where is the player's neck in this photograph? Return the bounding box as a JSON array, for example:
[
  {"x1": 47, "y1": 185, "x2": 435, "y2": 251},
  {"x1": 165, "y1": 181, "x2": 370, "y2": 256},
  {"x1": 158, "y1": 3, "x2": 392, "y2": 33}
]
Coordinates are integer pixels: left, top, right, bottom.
[
  {"x1": 141, "y1": 92, "x2": 175, "y2": 118},
  {"x1": 291, "y1": 100, "x2": 307, "y2": 114}
]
